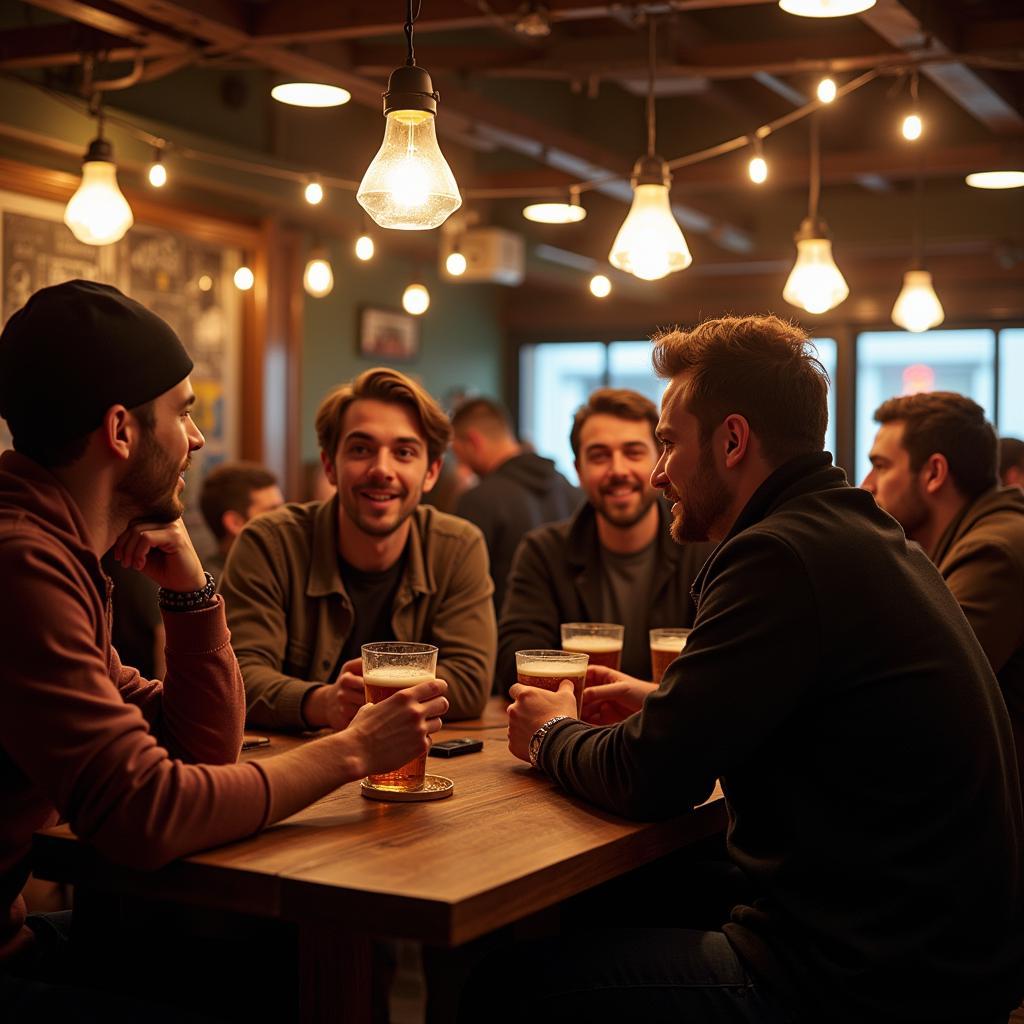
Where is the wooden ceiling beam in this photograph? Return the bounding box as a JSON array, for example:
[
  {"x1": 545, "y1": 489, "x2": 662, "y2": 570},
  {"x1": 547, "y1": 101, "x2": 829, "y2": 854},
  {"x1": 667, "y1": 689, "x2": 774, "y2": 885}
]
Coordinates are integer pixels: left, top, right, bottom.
[
  {"x1": 0, "y1": 22, "x2": 181, "y2": 68},
  {"x1": 17, "y1": 0, "x2": 183, "y2": 46}
]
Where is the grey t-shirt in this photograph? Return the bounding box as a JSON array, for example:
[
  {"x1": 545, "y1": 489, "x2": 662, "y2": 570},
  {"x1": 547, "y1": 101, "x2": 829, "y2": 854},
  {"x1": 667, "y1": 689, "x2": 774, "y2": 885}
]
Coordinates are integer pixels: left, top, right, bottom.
[{"x1": 600, "y1": 540, "x2": 659, "y2": 679}]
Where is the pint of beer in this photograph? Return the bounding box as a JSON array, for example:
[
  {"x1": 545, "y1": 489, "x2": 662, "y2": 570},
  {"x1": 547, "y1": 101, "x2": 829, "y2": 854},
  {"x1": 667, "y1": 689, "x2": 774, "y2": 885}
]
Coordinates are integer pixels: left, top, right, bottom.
[
  {"x1": 362, "y1": 641, "x2": 438, "y2": 792},
  {"x1": 515, "y1": 649, "x2": 588, "y2": 715},
  {"x1": 560, "y1": 623, "x2": 624, "y2": 672},
  {"x1": 649, "y1": 628, "x2": 692, "y2": 684}
]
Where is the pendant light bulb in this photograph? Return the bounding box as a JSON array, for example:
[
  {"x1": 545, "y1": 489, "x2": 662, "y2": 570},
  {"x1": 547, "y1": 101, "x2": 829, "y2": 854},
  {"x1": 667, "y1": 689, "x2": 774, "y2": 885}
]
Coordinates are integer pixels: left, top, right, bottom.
[
  {"x1": 816, "y1": 77, "x2": 838, "y2": 103},
  {"x1": 748, "y1": 156, "x2": 768, "y2": 184},
  {"x1": 589, "y1": 274, "x2": 611, "y2": 298},
  {"x1": 609, "y1": 157, "x2": 692, "y2": 281},
  {"x1": 402, "y1": 282, "x2": 430, "y2": 316},
  {"x1": 64, "y1": 137, "x2": 134, "y2": 246},
  {"x1": 147, "y1": 149, "x2": 167, "y2": 188},
  {"x1": 233, "y1": 266, "x2": 255, "y2": 291},
  {"x1": 303, "y1": 249, "x2": 334, "y2": 298},
  {"x1": 304, "y1": 180, "x2": 324, "y2": 205},
  {"x1": 445, "y1": 250, "x2": 467, "y2": 276},
  {"x1": 783, "y1": 220, "x2": 849, "y2": 315},
  {"x1": 355, "y1": 234, "x2": 375, "y2": 261},
  {"x1": 892, "y1": 270, "x2": 944, "y2": 333},
  {"x1": 901, "y1": 113, "x2": 923, "y2": 141},
  {"x1": 357, "y1": 64, "x2": 461, "y2": 230},
  {"x1": 780, "y1": 0, "x2": 876, "y2": 16}
]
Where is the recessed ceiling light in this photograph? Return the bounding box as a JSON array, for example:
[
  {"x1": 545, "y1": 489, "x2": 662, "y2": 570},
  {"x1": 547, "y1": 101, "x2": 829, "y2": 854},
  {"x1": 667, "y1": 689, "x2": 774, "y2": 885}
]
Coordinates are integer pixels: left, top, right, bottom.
[
  {"x1": 522, "y1": 202, "x2": 587, "y2": 224},
  {"x1": 965, "y1": 170, "x2": 1024, "y2": 190},
  {"x1": 271, "y1": 83, "x2": 351, "y2": 108},
  {"x1": 779, "y1": 0, "x2": 875, "y2": 16}
]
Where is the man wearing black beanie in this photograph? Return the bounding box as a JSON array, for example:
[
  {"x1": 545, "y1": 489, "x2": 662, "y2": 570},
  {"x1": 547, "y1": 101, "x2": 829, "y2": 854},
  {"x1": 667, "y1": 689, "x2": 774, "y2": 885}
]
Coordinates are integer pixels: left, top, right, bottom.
[{"x1": 0, "y1": 281, "x2": 448, "y2": 1018}]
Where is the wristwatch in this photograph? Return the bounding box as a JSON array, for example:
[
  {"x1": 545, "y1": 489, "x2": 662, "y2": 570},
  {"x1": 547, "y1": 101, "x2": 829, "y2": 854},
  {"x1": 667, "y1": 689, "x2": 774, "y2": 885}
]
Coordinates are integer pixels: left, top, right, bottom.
[{"x1": 528, "y1": 715, "x2": 570, "y2": 770}]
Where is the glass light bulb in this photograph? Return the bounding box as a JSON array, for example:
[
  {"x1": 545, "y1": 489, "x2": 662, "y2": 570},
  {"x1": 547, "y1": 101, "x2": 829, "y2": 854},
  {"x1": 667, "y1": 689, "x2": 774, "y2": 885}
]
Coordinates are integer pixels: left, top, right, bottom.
[
  {"x1": 965, "y1": 170, "x2": 1024, "y2": 189},
  {"x1": 357, "y1": 110, "x2": 461, "y2": 230},
  {"x1": 891, "y1": 269, "x2": 944, "y2": 333},
  {"x1": 589, "y1": 274, "x2": 611, "y2": 298},
  {"x1": 197, "y1": 274, "x2": 213, "y2": 292},
  {"x1": 271, "y1": 83, "x2": 351, "y2": 108},
  {"x1": 779, "y1": 0, "x2": 876, "y2": 17},
  {"x1": 783, "y1": 236, "x2": 849, "y2": 314},
  {"x1": 233, "y1": 266, "x2": 255, "y2": 291},
  {"x1": 608, "y1": 183, "x2": 692, "y2": 281},
  {"x1": 748, "y1": 156, "x2": 768, "y2": 184},
  {"x1": 64, "y1": 160, "x2": 134, "y2": 246},
  {"x1": 304, "y1": 181, "x2": 324, "y2": 205},
  {"x1": 148, "y1": 161, "x2": 167, "y2": 188},
  {"x1": 402, "y1": 283, "x2": 430, "y2": 315},
  {"x1": 355, "y1": 234, "x2": 375, "y2": 261},
  {"x1": 303, "y1": 258, "x2": 334, "y2": 298},
  {"x1": 446, "y1": 251, "x2": 467, "y2": 276},
  {"x1": 902, "y1": 113, "x2": 923, "y2": 141},
  {"x1": 816, "y1": 77, "x2": 837, "y2": 103},
  {"x1": 522, "y1": 202, "x2": 587, "y2": 224}
]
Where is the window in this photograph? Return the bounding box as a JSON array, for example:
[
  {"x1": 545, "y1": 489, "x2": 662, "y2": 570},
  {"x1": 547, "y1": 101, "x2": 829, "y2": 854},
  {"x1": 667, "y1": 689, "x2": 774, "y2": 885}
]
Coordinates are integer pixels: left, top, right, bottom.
[
  {"x1": 998, "y1": 329, "x2": 1024, "y2": 441},
  {"x1": 854, "y1": 329, "x2": 996, "y2": 485},
  {"x1": 811, "y1": 338, "x2": 837, "y2": 460}
]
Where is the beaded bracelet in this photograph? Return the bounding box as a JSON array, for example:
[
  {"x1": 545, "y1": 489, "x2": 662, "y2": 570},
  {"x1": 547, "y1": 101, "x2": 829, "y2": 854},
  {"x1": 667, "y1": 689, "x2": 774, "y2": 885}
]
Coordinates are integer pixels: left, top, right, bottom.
[{"x1": 158, "y1": 571, "x2": 216, "y2": 612}]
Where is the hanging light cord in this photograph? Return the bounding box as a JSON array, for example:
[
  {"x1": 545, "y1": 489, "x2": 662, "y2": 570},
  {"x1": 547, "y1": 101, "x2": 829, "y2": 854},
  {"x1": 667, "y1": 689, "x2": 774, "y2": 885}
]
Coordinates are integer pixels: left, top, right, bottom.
[
  {"x1": 405, "y1": 0, "x2": 423, "y2": 67},
  {"x1": 646, "y1": 16, "x2": 656, "y2": 157},
  {"x1": 913, "y1": 137, "x2": 925, "y2": 267},
  {"x1": 808, "y1": 111, "x2": 820, "y2": 222}
]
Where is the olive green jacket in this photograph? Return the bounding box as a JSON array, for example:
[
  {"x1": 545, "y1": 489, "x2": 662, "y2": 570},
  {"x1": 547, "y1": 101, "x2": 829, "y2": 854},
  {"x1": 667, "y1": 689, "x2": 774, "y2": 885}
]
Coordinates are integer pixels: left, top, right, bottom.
[{"x1": 220, "y1": 498, "x2": 496, "y2": 730}]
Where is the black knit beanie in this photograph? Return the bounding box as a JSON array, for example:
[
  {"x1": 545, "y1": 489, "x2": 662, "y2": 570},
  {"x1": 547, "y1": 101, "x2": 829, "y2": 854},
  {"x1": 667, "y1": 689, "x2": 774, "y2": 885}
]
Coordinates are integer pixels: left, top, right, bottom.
[{"x1": 0, "y1": 279, "x2": 194, "y2": 449}]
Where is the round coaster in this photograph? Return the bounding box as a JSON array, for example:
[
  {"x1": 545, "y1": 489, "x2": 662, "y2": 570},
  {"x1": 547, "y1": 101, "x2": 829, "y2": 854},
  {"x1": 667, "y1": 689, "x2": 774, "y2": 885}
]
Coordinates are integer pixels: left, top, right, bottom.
[{"x1": 360, "y1": 774, "x2": 454, "y2": 803}]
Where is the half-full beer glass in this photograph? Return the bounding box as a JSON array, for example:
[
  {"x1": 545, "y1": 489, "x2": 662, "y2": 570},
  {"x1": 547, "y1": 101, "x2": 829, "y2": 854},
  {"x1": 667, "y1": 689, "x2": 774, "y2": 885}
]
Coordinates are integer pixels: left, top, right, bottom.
[
  {"x1": 362, "y1": 641, "x2": 437, "y2": 792},
  {"x1": 560, "y1": 623, "x2": 624, "y2": 672},
  {"x1": 649, "y1": 628, "x2": 691, "y2": 684},
  {"x1": 515, "y1": 649, "x2": 588, "y2": 716}
]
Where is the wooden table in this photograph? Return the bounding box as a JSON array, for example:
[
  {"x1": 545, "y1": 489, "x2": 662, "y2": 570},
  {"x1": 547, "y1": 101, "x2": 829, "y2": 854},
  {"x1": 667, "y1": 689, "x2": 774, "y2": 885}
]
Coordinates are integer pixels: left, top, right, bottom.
[{"x1": 33, "y1": 700, "x2": 726, "y2": 1021}]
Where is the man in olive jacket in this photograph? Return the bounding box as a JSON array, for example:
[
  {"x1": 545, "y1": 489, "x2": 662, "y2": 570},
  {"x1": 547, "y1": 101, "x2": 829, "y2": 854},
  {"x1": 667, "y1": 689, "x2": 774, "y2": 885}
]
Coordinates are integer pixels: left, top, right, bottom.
[
  {"x1": 497, "y1": 388, "x2": 712, "y2": 692},
  {"x1": 864, "y1": 391, "x2": 1024, "y2": 779},
  {"x1": 222, "y1": 368, "x2": 495, "y2": 731},
  {"x1": 498, "y1": 317, "x2": 1023, "y2": 1024}
]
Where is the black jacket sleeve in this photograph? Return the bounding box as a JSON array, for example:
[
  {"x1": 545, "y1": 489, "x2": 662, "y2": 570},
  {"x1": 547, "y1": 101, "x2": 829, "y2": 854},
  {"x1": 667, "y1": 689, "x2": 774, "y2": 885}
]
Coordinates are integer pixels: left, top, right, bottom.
[{"x1": 540, "y1": 530, "x2": 820, "y2": 819}]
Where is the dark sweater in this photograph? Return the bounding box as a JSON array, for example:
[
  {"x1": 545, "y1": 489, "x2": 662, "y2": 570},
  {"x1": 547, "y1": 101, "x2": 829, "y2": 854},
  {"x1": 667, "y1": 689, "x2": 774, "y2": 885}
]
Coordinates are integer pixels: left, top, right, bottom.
[
  {"x1": 540, "y1": 453, "x2": 1024, "y2": 1023},
  {"x1": 455, "y1": 452, "x2": 580, "y2": 614},
  {"x1": 497, "y1": 501, "x2": 712, "y2": 690}
]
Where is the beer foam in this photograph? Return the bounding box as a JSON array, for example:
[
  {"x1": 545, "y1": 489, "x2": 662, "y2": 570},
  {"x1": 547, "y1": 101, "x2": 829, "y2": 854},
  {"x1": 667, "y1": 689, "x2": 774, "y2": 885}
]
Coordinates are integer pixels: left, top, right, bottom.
[
  {"x1": 364, "y1": 667, "x2": 435, "y2": 690},
  {"x1": 518, "y1": 659, "x2": 588, "y2": 678},
  {"x1": 562, "y1": 636, "x2": 622, "y2": 654},
  {"x1": 651, "y1": 637, "x2": 688, "y2": 654}
]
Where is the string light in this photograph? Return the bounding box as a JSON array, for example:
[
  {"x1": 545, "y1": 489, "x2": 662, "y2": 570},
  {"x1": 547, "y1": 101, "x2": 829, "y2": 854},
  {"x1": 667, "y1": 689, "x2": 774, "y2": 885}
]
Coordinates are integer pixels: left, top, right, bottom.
[
  {"x1": 357, "y1": 1, "x2": 461, "y2": 229},
  {"x1": 783, "y1": 114, "x2": 848, "y2": 314},
  {"x1": 303, "y1": 248, "x2": 334, "y2": 298},
  {"x1": 901, "y1": 72, "x2": 922, "y2": 141},
  {"x1": 445, "y1": 250, "x2": 467, "y2": 276},
  {"x1": 304, "y1": 179, "x2": 324, "y2": 205},
  {"x1": 748, "y1": 135, "x2": 768, "y2": 184},
  {"x1": 64, "y1": 129, "x2": 134, "y2": 246},
  {"x1": 147, "y1": 148, "x2": 167, "y2": 188},
  {"x1": 589, "y1": 274, "x2": 611, "y2": 298},
  {"x1": 609, "y1": 17, "x2": 692, "y2": 280},
  {"x1": 355, "y1": 234, "x2": 375, "y2": 260},
  {"x1": 816, "y1": 77, "x2": 838, "y2": 104},
  {"x1": 233, "y1": 266, "x2": 255, "y2": 291},
  {"x1": 402, "y1": 282, "x2": 430, "y2": 315}
]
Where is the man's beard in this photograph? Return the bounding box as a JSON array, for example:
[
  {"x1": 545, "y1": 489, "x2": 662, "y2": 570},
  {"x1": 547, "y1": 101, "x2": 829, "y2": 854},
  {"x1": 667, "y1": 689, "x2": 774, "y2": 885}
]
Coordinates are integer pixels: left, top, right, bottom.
[
  {"x1": 596, "y1": 486, "x2": 658, "y2": 531},
  {"x1": 116, "y1": 426, "x2": 184, "y2": 525},
  {"x1": 670, "y1": 443, "x2": 732, "y2": 544},
  {"x1": 882, "y1": 483, "x2": 928, "y2": 540}
]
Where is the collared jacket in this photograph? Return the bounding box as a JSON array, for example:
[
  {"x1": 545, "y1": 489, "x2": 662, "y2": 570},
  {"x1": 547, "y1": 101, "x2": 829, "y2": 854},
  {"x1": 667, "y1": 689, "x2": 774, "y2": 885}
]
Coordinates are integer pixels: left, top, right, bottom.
[
  {"x1": 931, "y1": 484, "x2": 1024, "y2": 777},
  {"x1": 496, "y1": 500, "x2": 713, "y2": 691},
  {"x1": 221, "y1": 498, "x2": 496, "y2": 730},
  {"x1": 538, "y1": 453, "x2": 1024, "y2": 1023}
]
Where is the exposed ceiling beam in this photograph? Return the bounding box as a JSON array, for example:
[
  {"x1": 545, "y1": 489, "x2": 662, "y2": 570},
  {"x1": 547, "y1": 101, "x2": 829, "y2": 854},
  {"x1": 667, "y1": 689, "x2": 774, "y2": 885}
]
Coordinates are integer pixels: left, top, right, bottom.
[
  {"x1": 858, "y1": 0, "x2": 1024, "y2": 135},
  {"x1": 47, "y1": 0, "x2": 751, "y2": 252},
  {"x1": 17, "y1": 0, "x2": 184, "y2": 46},
  {"x1": 0, "y1": 22, "x2": 182, "y2": 68}
]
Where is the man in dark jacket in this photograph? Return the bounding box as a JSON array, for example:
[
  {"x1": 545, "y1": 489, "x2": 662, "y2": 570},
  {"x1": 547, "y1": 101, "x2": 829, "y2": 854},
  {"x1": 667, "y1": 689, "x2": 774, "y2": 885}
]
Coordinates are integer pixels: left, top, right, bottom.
[
  {"x1": 863, "y1": 391, "x2": 1024, "y2": 779},
  {"x1": 497, "y1": 388, "x2": 712, "y2": 691},
  {"x1": 452, "y1": 397, "x2": 580, "y2": 613},
  {"x1": 495, "y1": 316, "x2": 1023, "y2": 1024}
]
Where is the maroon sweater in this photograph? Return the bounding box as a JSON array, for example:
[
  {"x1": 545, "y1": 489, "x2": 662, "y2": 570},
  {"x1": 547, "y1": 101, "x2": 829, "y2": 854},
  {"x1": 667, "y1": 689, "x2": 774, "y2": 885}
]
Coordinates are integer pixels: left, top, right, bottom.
[{"x1": 0, "y1": 451, "x2": 270, "y2": 961}]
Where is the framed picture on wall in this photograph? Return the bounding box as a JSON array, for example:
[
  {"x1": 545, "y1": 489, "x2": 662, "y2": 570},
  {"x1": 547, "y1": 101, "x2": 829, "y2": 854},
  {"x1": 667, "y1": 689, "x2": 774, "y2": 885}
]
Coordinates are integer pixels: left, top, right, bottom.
[{"x1": 359, "y1": 306, "x2": 420, "y2": 362}]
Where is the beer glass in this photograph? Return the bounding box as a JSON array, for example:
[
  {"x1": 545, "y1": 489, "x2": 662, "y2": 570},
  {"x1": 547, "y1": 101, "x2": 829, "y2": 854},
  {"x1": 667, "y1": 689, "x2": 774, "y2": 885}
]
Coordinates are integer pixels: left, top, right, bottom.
[
  {"x1": 515, "y1": 649, "x2": 588, "y2": 716},
  {"x1": 649, "y1": 628, "x2": 692, "y2": 684},
  {"x1": 560, "y1": 622, "x2": 624, "y2": 672},
  {"x1": 362, "y1": 641, "x2": 437, "y2": 792}
]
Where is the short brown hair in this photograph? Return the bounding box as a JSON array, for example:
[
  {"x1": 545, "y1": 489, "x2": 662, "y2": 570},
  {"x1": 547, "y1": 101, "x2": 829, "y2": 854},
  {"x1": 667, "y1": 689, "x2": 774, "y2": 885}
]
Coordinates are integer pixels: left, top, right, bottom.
[
  {"x1": 999, "y1": 437, "x2": 1024, "y2": 480},
  {"x1": 570, "y1": 388, "x2": 659, "y2": 460},
  {"x1": 450, "y1": 397, "x2": 514, "y2": 439},
  {"x1": 874, "y1": 392, "x2": 997, "y2": 500},
  {"x1": 200, "y1": 461, "x2": 279, "y2": 540},
  {"x1": 315, "y1": 367, "x2": 451, "y2": 464},
  {"x1": 652, "y1": 315, "x2": 828, "y2": 465}
]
